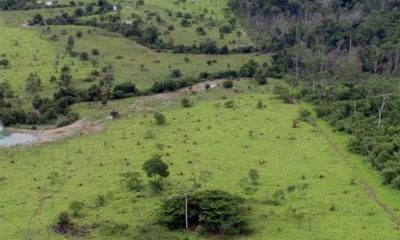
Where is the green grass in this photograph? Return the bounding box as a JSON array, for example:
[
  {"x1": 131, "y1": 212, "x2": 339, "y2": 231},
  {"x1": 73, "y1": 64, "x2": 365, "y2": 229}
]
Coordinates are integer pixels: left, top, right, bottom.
[
  {"x1": 0, "y1": 7, "x2": 77, "y2": 26},
  {"x1": 119, "y1": 0, "x2": 252, "y2": 48},
  {"x1": 0, "y1": 23, "x2": 265, "y2": 100},
  {"x1": 1, "y1": 82, "x2": 400, "y2": 239}
]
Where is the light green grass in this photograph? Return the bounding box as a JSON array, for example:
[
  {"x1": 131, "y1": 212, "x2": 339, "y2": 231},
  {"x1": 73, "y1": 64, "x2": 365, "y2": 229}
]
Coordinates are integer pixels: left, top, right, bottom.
[
  {"x1": 0, "y1": 24, "x2": 265, "y2": 100},
  {"x1": 0, "y1": 7, "x2": 76, "y2": 26},
  {"x1": 119, "y1": 0, "x2": 252, "y2": 48},
  {"x1": 1, "y1": 82, "x2": 400, "y2": 239}
]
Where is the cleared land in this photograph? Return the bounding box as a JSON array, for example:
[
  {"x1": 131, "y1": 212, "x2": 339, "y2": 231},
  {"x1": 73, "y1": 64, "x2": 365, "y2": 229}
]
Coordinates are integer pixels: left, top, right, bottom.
[{"x1": 1, "y1": 82, "x2": 400, "y2": 239}]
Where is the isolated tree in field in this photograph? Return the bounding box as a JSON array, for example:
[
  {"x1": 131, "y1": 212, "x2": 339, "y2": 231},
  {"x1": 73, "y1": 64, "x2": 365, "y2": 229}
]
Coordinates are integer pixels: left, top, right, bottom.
[
  {"x1": 142, "y1": 154, "x2": 169, "y2": 180},
  {"x1": 154, "y1": 112, "x2": 166, "y2": 125}
]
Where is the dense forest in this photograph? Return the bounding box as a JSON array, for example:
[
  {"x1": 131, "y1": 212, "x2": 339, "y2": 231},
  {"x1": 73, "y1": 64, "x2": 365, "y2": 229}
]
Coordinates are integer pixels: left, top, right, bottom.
[{"x1": 229, "y1": 0, "x2": 400, "y2": 189}]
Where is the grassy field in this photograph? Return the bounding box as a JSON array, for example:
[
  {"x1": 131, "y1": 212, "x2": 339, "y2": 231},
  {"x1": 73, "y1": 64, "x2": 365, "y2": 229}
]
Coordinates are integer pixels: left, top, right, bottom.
[
  {"x1": 118, "y1": 0, "x2": 253, "y2": 48},
  {"x1": 0, "y1": 23, "x2": 264, "y2": 109},
  {"x1": 1, "y1": 81, "x2": 400, "y2": 239}
]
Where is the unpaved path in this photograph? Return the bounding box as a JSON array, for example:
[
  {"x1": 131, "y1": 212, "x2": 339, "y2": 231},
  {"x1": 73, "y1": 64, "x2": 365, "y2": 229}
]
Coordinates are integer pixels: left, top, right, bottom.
[
  {"x1": 4, "y1": 80, "x2": 224, "y2": 146},
  {"x1": 316, "y1": 122, "x2": 400, "y2": 229}
]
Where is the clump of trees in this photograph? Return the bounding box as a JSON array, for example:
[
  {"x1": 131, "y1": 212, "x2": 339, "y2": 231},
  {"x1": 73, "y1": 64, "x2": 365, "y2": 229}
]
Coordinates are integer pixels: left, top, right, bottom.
[{"x1": 158, "y1": 190, "x2": 252, "y2": 235}]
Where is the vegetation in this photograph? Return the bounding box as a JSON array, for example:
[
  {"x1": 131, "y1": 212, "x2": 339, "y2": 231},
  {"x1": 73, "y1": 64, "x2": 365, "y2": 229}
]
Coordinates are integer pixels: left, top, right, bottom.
[
  {"x1": 2, "y1": 0, "x2": 400, "y2": 239},
  {"x1": 159, "y1": 190, "x2": 252, "y2": 235}
]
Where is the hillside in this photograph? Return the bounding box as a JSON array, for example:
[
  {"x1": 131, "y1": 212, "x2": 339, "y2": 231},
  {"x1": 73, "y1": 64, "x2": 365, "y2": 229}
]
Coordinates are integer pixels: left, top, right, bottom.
[{"x1": 1, "y1": 0, "x2": 400, "y2": 240}]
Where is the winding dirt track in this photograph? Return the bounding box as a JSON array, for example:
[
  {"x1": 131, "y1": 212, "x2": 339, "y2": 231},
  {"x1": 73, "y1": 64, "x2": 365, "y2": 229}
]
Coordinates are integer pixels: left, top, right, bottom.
[
  {"x1": 316, "y1": 123, "x2": 400, "y2": 230},
  {"x1": 5, "y1": 80, "x2": 225, "y2": 146},
  {"x1": 6, "y1": 79, "x2": 400, "y2": 232}
]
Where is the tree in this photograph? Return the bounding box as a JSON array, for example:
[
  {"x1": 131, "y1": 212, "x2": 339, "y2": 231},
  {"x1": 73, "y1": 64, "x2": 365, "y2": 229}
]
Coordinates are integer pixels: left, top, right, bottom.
[
  {"x1": 154, "y1": 112, "x2": 166, "y2": 125},
  {"x1": 158, "y1": 190, "x2": 252, "y2": 235},
  {"x1": 142, "y1": 154, "x2": 169, "y2": 180}
]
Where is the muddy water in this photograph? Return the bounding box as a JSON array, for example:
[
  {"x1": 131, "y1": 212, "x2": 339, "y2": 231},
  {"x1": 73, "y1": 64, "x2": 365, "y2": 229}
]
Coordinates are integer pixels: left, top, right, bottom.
[{"x1": 0, "y1": 125, "x2": 41, "y2": 147}]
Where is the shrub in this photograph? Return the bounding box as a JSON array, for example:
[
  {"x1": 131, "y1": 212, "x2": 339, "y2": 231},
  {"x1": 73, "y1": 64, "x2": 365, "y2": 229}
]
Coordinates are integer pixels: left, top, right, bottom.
[
  {"x1": 154, "y1": 112, "x2": 166, "y2": 125},
  {"x1": 170, "y1": 69, "x2": 182, "y2": 78},
  {"x1": 181, "y1": 97, "x2": 192, "y2": 108},
  {"x1": 223, "y1": 80, "x2": 233, "y2": 89},
  {"x1": 91, "y1": 49, "x2": 99, "y2": 55},
  {"x1": 224, "y1": 100, "x2": 235, "y2": 108},
  {"x1": 120, "y1": 171, "x2": 143, "y2": 192}
]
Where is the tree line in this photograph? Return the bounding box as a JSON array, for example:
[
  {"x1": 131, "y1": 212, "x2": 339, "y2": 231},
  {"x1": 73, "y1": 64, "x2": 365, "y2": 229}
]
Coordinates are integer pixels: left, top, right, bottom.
[{"x1": 228, "y1": 0, "x2": 400, "y2": 189}]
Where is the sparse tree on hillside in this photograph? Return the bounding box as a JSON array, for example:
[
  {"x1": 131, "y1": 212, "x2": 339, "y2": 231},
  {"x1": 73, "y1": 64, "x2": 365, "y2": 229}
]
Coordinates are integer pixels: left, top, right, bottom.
[{"x1": 142, "y1": 154, "x2": 169, "y2": 181}]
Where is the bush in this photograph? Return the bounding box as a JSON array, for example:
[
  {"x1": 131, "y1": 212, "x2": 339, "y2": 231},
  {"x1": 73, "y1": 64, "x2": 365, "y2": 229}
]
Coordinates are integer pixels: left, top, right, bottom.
[
  {"x1": 223, "y1": 80, "x2": 233, "y2": 89},
  {"x1": 181, "y1": 97, "x2": 192, "y2": 108},
  {"x1": 92, "y1": 49, "x2": 99, "y2": 55},
  {"x1": 224, "y1": 100, "x2": 235, "y2": 108},
  {"x1": 154, "y1": 112, "x2": 166, "y2": 125}
]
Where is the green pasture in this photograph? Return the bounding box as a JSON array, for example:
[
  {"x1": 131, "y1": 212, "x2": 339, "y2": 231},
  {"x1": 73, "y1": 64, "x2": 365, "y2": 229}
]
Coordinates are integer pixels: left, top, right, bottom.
[{"x1": 1, "y1": 82, "x2": 400, "y2": 239}]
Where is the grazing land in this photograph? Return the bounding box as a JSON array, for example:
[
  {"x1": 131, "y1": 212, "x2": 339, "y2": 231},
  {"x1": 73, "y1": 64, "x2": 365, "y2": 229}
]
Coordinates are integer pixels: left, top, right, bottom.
[
  {"x1": 1, "y1": 82, "x2": 400, "y2": 239},
  {"x1": 1, "y1": 0, "x2": 400, "y2": 239}
]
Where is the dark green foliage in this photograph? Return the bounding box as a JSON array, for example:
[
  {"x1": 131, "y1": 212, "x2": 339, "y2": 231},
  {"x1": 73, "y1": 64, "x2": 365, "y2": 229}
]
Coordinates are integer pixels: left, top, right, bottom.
[
  {"x1": 142, "y1": 154, "x2": 169, "y2": 180},
  {"x1": 79, "y1": 52, "x2": 89, "y2": 61},
  {"x1": 223, "y1": 80, "x2": 234, "y2": 89},
  {"x1": 238, "y1": 60, "x2": 259, "y2": 78},
  {"x1": 170, "y1": 69, "x2": 182, "y2": 78},
  {"x1": 110, "y1": 110, "x2": 120, "y2": 119},
  {"x1": 0, "y1": 58, "x2": 10, "y2": 68},
  {"x1": 158, "y1": 190, "x2": 252, "y2": 235},
  {"x1": 153, "y1": 112, "x2": 166, "y2": 125},
  {"x1": 112, "y1": 82, "x2": 137, "y2": 99}
]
